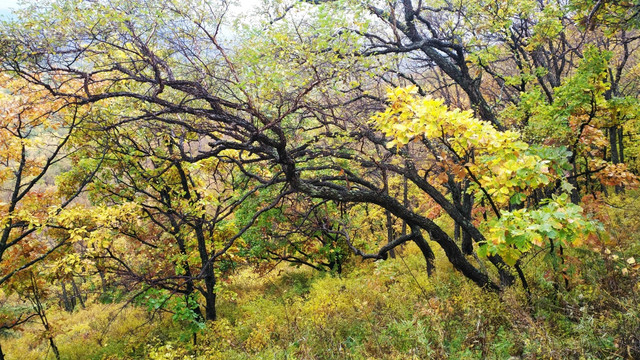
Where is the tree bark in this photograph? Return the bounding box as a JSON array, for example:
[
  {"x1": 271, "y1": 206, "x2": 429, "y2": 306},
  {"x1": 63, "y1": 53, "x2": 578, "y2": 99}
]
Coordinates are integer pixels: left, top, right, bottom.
[
  {"x1": 411, "y1": 225, "x2": 435, "y2": 276},
  {"x1": 461, "y1": 190, "x2": 474, "y2": 255},
  {"x1": 195, "y1": 224, "x2": 217, "y2": 321},
  {"x1": 98, "y1": 268, "x2": 108, "y2": 295},
  {"x1": 618, "y1": 127, "x2": 624, "y2": 163},
  {"x1": 382, "y1": 169, "x2": 396, "y2": 259},
  {"x1": 71, "y1": 278, "x2": 85, "y2": 309},
  {"x1": 30, "y1": 274, "x2": 60, "y2": 360},
  {"x1": 610, "y1": 126, "x2": 619, "y2": 164},
  {"x1": 60, "y1": 281, "x2": 74, "y2": 312}
]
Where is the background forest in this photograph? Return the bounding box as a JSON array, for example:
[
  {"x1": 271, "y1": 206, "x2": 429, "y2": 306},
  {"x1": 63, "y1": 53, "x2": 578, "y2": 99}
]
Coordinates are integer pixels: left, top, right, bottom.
[{"x1": 0, "y1": 0, "x2": 639, "y2": 358}]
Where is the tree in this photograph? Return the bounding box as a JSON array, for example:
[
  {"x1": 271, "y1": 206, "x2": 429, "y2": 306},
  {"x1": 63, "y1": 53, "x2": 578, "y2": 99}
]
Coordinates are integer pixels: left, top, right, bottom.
[
  {"x1": 0, "y1": 73, "x2": 98, "y2": 358},
  {"x1": 336, "y1": 0, "x2": 640, "y2": 193},
  {"x1": 239, "y1": 192, "x2": 351, "y2": 273},
  {"x1": 0, "y1": 0, "x2": 622, "y2": 295},
  {"x1": 57, "y1": 114, "x2": 283, "y2": 321}
]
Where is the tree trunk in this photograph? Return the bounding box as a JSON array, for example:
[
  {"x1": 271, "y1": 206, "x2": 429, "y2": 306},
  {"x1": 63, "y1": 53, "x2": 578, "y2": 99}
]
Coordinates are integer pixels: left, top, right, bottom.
[
  {"x1": 570, "y1": 159, "x2": 581, "y2": 205},
  {"x1": 174, "y1": 229, "x2": 203, "y2": 321},
  {"x1": 382, "y1": 169, "x2": 396, "y2": 258},
  {"x1": 48, "y1": 336, "x2": 61, "y2": 360},
  {"x1": 60, "y1": 281, "x2": 74, "y2": 312},
  {"x1": 411, "y1": 225, "x2": 435, "y2": 276},
  {"x1": 30, "y1": 274, "x2": 60, "y2": 360},
  {"x1": 195, "y1": 224, "x2": 217, "y2": 321},
  {"x1": 609, "y1": 126, "x2": 624, "y2": 193},
  {"x1": 71, "y1": 278, "x2": 85, "y2": 309},
  {"x1": 610, "y1": 126, "x2": 619, "y2": 164},
  {"x1": 618, "y1": 127, "x2": 624, "y2": 163},
  {"x1": 203, "y1": 286, "x2": 217, "y2": 321},
  {"x1": 385, "y1": 210, "x2": 396, "y2": 259},
  {"x1": 461, "y1": 190, "x2": 473, "y2": 255},
  {"x1": 401, "y1": 164, "x2": 515, "y2": 286},
  {"x1": 98, "y1": 268, "x2": 108, "y2": 295},
  {"x1": 401, "y1": 178, "x2": 408, "y2": 237}
]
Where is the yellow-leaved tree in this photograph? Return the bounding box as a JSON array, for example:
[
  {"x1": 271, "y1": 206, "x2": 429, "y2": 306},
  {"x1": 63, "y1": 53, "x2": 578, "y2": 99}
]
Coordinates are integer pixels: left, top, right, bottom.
[
  {"x1": 0, "y1": 73, "x2": 100, "y2": 359},
  {"x1": 373, "y1": 86, "x2": 596, "y2": 281}
]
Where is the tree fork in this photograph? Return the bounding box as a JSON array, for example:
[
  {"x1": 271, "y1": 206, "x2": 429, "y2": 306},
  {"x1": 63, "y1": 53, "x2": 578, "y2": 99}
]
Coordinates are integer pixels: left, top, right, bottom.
[{"x1": 287, "y1": 166, "x2": 500, "y2": 290}]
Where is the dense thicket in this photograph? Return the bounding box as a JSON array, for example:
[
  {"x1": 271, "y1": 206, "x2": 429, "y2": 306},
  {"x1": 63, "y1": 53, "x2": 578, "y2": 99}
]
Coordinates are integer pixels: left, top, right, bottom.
[{"x1": 0, "y1": 0, "x2": 639, "y2": 358}]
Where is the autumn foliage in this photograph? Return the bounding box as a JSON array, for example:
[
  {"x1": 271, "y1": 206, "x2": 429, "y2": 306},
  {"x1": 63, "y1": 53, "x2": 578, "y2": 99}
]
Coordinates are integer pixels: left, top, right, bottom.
[{"x1": 0, "y1": 0, "x2": 639, "y2": 359}]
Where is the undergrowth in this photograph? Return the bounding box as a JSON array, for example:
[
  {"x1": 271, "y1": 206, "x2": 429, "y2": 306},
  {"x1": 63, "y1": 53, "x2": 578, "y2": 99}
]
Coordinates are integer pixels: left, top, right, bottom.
[{"x1": 2, "y1": 193, "x2": 639, "y2": 359}]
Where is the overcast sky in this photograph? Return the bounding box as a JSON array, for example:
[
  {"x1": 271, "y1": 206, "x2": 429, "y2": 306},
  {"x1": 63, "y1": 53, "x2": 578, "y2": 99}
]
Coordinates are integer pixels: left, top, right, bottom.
[
  {"x1": 0, "y1": 0, "x2": 17, "y2": 9},
  {"x1": 0, "y1": 0, "x2": 261, "y2": 10},
  {"x1": 0, "y1": 1, "x2": 261, "y2": 16},
  {"x1": 0, "y1": 0, "x2": 17, "y2": 19}
]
